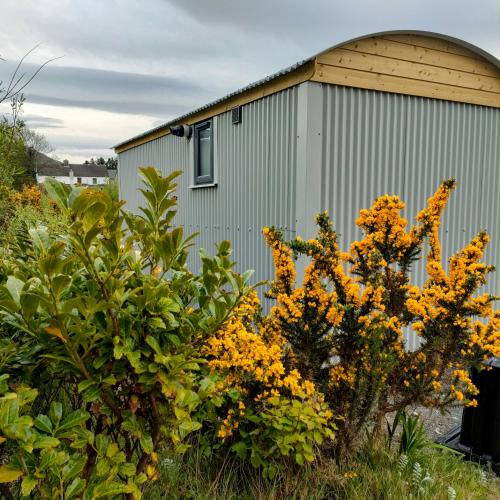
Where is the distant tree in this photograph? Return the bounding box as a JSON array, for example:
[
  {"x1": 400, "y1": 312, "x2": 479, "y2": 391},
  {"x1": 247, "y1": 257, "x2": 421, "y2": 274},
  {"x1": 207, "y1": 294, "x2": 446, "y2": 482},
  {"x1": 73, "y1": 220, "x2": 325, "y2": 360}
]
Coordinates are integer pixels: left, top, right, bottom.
[
  {"x1": 20, "y1": 126, "x2": 53, "y2": 154},
  {"x1": 106, "y1": 157, "x2": 118, "y2": 169},
  {"x1": 83, "y1": 156, "x2": 117, "y2": 169},
  {"x1": 0, "y1": 47, "x2": 60, "y2": 193}
]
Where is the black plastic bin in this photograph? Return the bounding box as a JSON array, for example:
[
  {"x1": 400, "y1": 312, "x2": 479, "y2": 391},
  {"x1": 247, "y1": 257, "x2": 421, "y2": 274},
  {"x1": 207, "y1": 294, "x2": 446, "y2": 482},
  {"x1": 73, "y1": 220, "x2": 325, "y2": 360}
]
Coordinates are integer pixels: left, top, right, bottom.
[{"x1": 459, "y1": 358, "x2": 500, "y2": 462}]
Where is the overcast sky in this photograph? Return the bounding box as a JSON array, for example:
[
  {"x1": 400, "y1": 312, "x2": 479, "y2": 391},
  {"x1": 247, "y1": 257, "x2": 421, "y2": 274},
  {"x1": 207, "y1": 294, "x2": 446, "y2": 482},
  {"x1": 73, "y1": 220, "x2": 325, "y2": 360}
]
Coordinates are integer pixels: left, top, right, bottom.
[{"x1": 1, "y1": 0, "x2": 499, "y2": 162}]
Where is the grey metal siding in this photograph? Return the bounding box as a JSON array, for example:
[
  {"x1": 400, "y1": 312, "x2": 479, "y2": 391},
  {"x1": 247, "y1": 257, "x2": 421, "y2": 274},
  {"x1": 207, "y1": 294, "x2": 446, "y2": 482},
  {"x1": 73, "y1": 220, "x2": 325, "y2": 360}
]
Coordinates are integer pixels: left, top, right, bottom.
[
  {"x1": 315, "y1": 83, "x2": 500, "y2": 349},
  {"x1": 118, "y1": 81, "x2": 499, "y2": 350},
  {"x1": 118, "y1": 87, "x2": 299, "y2": 283}
]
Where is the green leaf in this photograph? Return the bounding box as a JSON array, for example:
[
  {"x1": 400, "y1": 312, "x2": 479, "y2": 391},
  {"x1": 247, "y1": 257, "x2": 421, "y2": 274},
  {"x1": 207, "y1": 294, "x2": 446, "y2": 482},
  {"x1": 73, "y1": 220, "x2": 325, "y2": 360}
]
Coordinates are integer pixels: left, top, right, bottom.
[
  {"x1": 313, "y1": 430, "x2": 324, "y2": 444},
  {"x1": 91, "y1": 481, "x2": 130, "y2": 498},
  {"x1": 119, "y1": 463, "x2": 136, "y2": 477},
  {"x1": 33, "y1": 436, "x2": 60, "y2": 449},
  {"x1": 176, "y1": 389, "x2": 200, "y2": 411},
  {"x1": 82, "y1": 386, "x2": 101, "y2": 403},
  {"x1": 34, "y1": 414, "x2": 53, "y2": 434},
  {"x1": 231, "y1": 441, "x2": 247, "y2": 459},
  {"x1": 241, "y1": 269, "x2": 255, "y2": 285},
  {"x1": 95, "y1": 434, "x2": 109, "y2": 456},
  {"x1": 0, "y1": 464, "x2": 23, "y2": 483},
  {"x1": 167, "y1": 334, "x2": 181, "y2": 347},
  {"x1": 39, "y1": 449, "x2": 66, "y2": 471},
  {"x1": 106, "y1": 442, "x2": 119, "y2": 458},
  {"x1": 65, "y1": 477, "x2": 86, "y2": 499},
  {"x1": 62, "y1": 456, "x2": 86, "y2": 482},
  {"x1": 139, "y1": 433, "x2": 154, "y2": 454},
  {"x1": 49, "y1": 402, "x2": 63, "y2": 427},
  {"x1": 0, "y1": 375, "x2": 9, "y2": 394},
  {"x1": 44, "y1": 177, "x2": 70, "y2": 213},
  {"x1": 93, "y1": 356, "x2": 107, "y2": 370},
  {"x1": 6, "y1": 276, "x2": 24, "y2": 305},
  {"x1": 51, "y1": 275, "x2": 71, "y2": 297},
  {"x1": 21, "y1": 475, "x2": 38, "y2": 496},
  {"x1": 145, "y1": 336, "x2": 162, "y2": 356},
  {"x1": 218, "y1": 240, "x2": 231, "y2": 256},
  {"x1": 20, "y1": 292, "x2": 40, "y2": 318},
  {"x1": 58, "y1": 410, "x2": 89, "y2": 432},
  {"x1": 70, "y1": 429, "x2": 94, "y2": 449},
  {"x1": 148, "y1": 317, "x2": 166, "y2": 330},
  {"x1": 96, "y1": 458, "x2": 110, "y2": 477},
  {"x1": 78, "y1": 379, "x2": 97, "y2": 393},
  {"x1": 28, "y1": 226, "x2": 50, "y2": 254}
]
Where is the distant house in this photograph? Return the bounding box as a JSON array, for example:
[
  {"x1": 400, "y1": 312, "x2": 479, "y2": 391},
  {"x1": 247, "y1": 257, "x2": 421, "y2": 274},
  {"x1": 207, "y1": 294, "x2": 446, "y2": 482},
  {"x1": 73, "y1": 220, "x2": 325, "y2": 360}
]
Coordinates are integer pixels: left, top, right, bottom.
[{"x1": 34, "y1": 152, "x2": 109, "y2": 186}]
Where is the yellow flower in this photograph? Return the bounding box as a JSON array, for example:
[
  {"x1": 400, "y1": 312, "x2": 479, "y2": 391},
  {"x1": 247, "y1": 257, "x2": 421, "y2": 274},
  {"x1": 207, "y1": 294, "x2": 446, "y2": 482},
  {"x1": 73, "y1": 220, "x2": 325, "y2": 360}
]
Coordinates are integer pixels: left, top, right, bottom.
[{"x1": 343, "y1": 471, "x2": 358, "y2": 479}]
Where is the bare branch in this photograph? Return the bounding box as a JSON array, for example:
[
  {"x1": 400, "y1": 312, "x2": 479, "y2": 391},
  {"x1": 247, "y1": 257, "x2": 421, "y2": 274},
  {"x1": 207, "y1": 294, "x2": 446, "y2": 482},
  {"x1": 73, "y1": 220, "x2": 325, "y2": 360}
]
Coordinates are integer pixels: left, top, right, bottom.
[{"x1": 0, "y1": 45, "x2": 64, "y2": 105}]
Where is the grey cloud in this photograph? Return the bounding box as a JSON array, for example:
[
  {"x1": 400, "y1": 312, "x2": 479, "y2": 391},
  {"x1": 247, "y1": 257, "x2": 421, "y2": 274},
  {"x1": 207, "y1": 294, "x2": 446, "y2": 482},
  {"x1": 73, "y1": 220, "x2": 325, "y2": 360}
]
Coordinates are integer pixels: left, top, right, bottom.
[
  {"x1": 53, "y1": 149, "x2": 114, "y2": 162},
  {"x1": 1, "y1": 60, "x2": 217, "y2": 117},
  {"x1": 163, "y1": 0, "x2": 500, "y2": 59},
  {"x1": 0, "y1": 0, "x2": 498, "y2": 161},
  {"x1": 46, "y1": 135, "x2": 119, "y2": 150},
  {"x1": 22, "y1": 114, "x2": 64, "y2": 128}
]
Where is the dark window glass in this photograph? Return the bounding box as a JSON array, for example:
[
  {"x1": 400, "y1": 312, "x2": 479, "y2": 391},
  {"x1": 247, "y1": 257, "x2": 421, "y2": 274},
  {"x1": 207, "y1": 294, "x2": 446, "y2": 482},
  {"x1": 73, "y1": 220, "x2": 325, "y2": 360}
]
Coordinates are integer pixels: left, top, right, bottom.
[{"x1": 194, "y1": 120, "x2": 213, "y2": 184}]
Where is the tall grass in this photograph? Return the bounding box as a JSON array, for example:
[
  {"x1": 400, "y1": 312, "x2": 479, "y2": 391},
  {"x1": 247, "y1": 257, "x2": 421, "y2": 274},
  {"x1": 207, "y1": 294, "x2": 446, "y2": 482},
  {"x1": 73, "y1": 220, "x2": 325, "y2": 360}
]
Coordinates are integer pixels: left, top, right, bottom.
[{"x1": 145, "y1": 438, "x2": 499, "y2": 499}]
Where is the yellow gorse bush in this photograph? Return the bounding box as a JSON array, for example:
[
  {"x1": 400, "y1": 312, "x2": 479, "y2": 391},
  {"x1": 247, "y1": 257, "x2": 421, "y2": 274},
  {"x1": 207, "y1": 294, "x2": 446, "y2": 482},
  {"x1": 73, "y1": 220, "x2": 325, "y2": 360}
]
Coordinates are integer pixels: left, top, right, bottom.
[
  {"x1": 9, "y1": 184, "x2": 42, "y2": 207},
  {"x1": 260, "y1": 179, "x2": 500, "y2": 456},
  {"x1": 203, "y1": 290, "x2": 335, "y2": 473}
]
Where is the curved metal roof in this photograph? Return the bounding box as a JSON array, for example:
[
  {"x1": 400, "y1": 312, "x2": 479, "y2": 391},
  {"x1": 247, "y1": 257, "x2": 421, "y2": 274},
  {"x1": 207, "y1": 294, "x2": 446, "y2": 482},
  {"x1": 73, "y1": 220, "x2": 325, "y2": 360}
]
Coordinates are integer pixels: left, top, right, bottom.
[{"x1": 114, "y1": 30, "x2": 500, "y2": 150}]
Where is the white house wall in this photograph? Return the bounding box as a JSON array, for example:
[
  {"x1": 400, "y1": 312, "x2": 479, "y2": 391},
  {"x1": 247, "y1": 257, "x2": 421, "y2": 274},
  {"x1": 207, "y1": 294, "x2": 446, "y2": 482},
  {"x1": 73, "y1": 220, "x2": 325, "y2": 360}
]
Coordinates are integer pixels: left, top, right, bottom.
[{"x1": 37, "y1": 175, "x2": 108, "y2": 185}]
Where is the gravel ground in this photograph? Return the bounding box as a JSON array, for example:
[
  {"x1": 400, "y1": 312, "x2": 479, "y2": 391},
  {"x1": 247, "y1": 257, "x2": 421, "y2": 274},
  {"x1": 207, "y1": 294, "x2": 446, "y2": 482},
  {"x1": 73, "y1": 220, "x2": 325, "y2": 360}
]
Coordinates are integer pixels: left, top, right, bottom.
[{"x1": 406, "y1": 404, "x2": 463, "y2": 439}]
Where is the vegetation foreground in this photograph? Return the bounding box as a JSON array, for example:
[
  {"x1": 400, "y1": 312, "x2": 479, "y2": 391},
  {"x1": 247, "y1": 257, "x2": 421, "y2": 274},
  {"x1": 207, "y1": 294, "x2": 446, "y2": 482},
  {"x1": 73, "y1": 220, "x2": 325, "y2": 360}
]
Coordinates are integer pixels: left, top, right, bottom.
[{"x1": 0, "y1": 167, "x2": 499, "y2": 498}]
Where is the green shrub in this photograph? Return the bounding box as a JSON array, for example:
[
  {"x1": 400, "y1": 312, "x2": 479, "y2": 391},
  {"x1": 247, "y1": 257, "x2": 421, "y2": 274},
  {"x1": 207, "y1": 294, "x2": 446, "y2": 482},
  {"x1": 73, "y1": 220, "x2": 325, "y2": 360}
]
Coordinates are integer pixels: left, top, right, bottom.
[
  {"x1": 0, "y1": 374, "x2": 142, "y2": 499},
  {"x1": 0, "y1": 168, "x2": 255, "y2": 497}
]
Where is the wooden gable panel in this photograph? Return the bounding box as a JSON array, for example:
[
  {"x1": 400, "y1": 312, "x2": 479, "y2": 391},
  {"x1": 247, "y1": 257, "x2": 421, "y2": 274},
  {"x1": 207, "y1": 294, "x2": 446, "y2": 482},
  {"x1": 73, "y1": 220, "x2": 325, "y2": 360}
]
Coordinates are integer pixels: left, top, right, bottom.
[{"x1": 313, "y1": 35, "x2": 500, "y2": 108}]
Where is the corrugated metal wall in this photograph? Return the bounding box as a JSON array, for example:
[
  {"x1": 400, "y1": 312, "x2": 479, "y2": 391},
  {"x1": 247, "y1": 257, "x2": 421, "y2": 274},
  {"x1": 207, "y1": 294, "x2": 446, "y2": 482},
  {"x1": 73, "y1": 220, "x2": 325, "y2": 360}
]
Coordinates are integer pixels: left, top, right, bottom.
[
  {"x1": 118, "y1": 86, "x2": 299, "y2": 282},
  {"x1": 316, "y1": 83, "x2": 500, "y2": 348},
  {"x1": 119, "y1": 82, "x2": 499, "y2": 349}
]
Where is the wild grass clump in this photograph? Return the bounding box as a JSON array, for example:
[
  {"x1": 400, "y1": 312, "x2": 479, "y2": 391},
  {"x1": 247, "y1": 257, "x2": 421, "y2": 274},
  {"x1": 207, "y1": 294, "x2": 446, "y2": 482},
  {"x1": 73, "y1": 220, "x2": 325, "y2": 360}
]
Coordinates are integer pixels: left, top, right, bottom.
[{"x1": 145, "y1": 432, "x2": 500, "y2": 500}]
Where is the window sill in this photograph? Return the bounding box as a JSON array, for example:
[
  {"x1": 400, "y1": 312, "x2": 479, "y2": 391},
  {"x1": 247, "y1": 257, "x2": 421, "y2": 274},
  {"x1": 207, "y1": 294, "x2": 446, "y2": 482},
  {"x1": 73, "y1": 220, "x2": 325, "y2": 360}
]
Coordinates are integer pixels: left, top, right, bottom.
[{"x1": 189, "y1": 182, "x2": 218, "y2": 189}]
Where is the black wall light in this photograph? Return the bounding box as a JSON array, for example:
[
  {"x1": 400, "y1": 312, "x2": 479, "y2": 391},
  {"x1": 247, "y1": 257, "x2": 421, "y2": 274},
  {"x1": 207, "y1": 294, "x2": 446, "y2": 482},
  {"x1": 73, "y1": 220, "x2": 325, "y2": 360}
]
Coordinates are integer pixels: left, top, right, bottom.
[{"x1": 170, "y1": 124, "x2": 192, "y2": 139}]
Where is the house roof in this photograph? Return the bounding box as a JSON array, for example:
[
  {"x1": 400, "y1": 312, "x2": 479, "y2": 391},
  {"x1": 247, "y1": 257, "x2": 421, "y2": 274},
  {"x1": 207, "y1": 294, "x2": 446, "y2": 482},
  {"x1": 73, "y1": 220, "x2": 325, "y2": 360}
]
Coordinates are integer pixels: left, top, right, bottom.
[
  {"x1": 35, "y1": 154, "x2": 109, "y2": 178},
  {"x1": 33, "y1": 152, "x2": 71, "y2": 176},
  {"x1": 114, "y1": 30, "x2": 500, "y2": 154},
  {"x1": 70, "y1": 164, "x2": 108, "y2": 177}
]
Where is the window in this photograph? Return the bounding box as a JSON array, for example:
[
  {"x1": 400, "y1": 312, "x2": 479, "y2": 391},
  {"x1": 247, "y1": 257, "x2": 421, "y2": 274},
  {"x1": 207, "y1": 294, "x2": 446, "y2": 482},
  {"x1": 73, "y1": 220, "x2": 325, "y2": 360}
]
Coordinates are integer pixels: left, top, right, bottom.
[
  {"x1": 77, "y1": 177, "x2": 82, "y2": 184},
  {"x1": 92, "y1": 178, "x2": 97, "y2": 185},
  {"x1": 193, "y1": 119, "x2": 213, "y2": 185}
]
